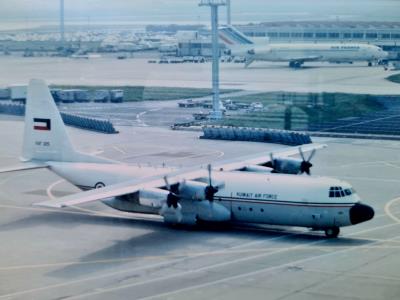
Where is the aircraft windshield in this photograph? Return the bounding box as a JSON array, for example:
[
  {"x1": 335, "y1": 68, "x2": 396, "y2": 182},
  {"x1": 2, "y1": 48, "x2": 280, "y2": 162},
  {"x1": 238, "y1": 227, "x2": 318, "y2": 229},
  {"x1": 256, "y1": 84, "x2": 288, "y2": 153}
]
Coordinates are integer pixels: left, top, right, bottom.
[{"x1": 329, "y1": 186, "x2": 353, "y2": 198}]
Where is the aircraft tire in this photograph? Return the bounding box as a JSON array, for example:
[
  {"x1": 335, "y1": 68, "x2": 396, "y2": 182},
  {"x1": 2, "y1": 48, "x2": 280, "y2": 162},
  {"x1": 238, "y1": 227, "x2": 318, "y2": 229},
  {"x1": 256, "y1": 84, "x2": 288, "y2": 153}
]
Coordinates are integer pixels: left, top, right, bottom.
[
  {"x1": 95, "y1": 182, "x2": 105, "y2": 189},
  {"x1": 324, "y1": 227, "x2": 340, "y2": 238}
]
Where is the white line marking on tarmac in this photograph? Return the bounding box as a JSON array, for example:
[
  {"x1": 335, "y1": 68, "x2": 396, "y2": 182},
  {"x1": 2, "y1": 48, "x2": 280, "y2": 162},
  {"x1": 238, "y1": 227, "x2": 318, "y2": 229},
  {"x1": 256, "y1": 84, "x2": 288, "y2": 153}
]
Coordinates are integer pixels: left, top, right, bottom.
[
  {"x1": 13, "y1": 221, "x2": 399, "y2": 300},
  {"x1": 384, "y1": 196, "x2": 400, "y2": 224},
  {"x1": 3, "y1": 244, "x2": 400, "y2": 273},
  {"x1": 0, "y1": 231, "x2": 297, "y2": 299},
  {"x1": 136, "y1": 111, "x2": 149, "y2": 127},
  {"x1": 112, "y1": 146, "x2": 126, "y2": 155},
  {"x1": 137, "y1": 230, "x2": 400, "y2": 300},
  {"x1": 46, "y1": 179, "x2": 65, "y2": 200},
  {"x1": 304, "y1": 267, "x2": 400, "y2": 283}
]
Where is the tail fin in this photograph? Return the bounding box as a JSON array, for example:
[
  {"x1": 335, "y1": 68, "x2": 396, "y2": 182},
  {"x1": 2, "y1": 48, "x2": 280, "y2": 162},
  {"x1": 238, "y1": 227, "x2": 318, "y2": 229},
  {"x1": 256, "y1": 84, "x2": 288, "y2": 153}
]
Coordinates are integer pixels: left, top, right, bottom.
[
  {"x1": 219, "y1": 26, "x2": 254, "y2": 46},
  {"x1": 22, "y1": 79, "x2": 112, "y2": 164}
]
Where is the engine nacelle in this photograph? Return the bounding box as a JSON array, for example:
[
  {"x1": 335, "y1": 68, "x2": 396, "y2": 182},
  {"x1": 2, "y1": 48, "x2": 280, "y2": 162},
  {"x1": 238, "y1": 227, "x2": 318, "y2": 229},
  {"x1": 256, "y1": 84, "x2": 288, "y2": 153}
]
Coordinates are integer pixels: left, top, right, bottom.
[
  {"x1": 139, "y1": 188, "x2": 169, "y2": 208},
  {"x1": 178, "y1": 180, "x2": 209, "y2": 200},
  {"x1": 196, "y1": 201, "x2": 231, "y2": 222},
  {"x1": 265, "y1": 158, "x2": 303, "y2": 175},
  {"x1": 243, "y1": 165, "x2": 273, "y2": 174}
]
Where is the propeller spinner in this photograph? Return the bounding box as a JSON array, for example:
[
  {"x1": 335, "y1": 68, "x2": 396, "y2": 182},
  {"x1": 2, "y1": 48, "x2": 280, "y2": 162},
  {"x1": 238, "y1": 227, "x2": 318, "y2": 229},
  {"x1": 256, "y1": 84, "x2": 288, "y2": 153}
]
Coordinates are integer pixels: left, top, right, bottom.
[{"x1": 299, "y1": 147, "x2": 316, "y2": 175}]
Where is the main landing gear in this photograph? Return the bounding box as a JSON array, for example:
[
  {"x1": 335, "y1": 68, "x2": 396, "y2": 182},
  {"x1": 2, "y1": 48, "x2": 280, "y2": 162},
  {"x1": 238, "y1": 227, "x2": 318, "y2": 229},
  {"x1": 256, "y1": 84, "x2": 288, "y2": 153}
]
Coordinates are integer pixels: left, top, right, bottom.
[
  {"x1": 289, "y1": 61, "x2": 303, "y2": 69},
  {"x1": 324, "y1": 227, "x2": 340, "y2": 238}
]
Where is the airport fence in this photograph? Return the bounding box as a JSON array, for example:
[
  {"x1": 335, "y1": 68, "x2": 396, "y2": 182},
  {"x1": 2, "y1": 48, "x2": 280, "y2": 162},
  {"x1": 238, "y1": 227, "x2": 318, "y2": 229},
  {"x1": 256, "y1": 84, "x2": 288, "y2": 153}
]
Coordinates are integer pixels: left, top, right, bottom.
[
  {"x1": 201, "y1": 126, "x2": 312, "y2": 146},
  {"x1": 0, "y1": 102, "x2": 118, "y2": 134}
]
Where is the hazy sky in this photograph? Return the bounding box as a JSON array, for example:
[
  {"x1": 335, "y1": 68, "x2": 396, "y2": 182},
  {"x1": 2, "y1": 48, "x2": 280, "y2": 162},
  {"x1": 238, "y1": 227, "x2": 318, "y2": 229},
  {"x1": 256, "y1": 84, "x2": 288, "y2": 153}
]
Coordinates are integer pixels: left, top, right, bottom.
[{"x1": 0, "y1": 0, "x2": 399, "y2": 23}]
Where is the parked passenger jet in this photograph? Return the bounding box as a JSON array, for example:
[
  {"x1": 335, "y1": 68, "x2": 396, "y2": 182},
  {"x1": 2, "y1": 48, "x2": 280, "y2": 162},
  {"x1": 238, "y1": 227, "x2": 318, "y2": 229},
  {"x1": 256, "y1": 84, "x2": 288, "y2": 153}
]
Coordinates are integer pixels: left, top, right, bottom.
[
  {"x1": 0, "y1": 79, "x2": 375, "y2": 238},
  {"x1": 219, "y1": 26, "x2": 388, "y2": 68}
]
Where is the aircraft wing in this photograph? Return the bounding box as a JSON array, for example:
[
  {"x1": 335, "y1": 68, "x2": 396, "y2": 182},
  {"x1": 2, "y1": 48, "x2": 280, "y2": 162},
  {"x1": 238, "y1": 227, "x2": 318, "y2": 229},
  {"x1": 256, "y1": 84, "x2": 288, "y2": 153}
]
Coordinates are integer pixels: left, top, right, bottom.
[
  {"x1": 215, "y1": 143, "x2": 326, "y2": 172},
  {"x1": 35, "y1": 143, "x2": 326, "y2": 209},
  {"x1": 35, "y1": 168, "x2": 209, "y2": 208},
  {"x1": 290, "y1": 56, "x2": 322, "y2": 63}
]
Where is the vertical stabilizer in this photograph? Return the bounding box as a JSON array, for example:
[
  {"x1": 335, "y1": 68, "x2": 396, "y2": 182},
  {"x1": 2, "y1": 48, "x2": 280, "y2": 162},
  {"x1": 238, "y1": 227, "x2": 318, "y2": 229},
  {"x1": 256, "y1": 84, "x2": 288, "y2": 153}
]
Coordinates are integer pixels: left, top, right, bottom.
[
  {"x1": 219, "y1": 26, "x2": 254, "y2": 46},
  {"x1": 22, "y1": 79, "x2": 112, "y2": 164}
]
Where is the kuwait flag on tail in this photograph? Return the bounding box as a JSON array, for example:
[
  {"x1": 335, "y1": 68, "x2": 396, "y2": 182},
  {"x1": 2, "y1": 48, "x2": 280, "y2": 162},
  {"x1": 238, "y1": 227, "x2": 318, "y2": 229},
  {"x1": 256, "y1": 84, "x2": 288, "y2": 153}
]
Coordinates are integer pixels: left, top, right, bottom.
[{"x1": 33, "y1": 118, "x2": 51, "y2": 131}]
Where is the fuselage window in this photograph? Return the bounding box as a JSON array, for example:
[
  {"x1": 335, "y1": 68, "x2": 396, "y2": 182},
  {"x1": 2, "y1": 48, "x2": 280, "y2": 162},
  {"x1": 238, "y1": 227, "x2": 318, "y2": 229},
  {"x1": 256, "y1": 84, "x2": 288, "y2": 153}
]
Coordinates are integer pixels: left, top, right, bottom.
[
  {"x1": 238, "y1": 207, "x2": 242, "y2": 211},
  {"x1": 260, "y1": 208, "x2": 264, "y2": 212},
  {"x1": 249, "y1": 207, "x2": 253, "y2": 212}
]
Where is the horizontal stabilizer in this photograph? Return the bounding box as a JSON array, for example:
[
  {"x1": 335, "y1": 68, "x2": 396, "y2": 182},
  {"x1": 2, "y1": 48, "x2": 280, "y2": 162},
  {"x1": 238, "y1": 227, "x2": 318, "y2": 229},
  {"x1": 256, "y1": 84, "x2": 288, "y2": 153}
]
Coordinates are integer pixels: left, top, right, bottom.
[{"x1": 0, "y1": 161, "x2": 48, "y2": 174}]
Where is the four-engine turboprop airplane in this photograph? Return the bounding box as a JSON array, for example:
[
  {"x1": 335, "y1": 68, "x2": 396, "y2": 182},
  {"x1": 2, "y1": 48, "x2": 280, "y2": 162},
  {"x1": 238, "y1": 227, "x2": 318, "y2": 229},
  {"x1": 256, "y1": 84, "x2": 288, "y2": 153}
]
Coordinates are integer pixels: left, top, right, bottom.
[
  {"x1": 219, "y1": 26, "x2": 388, "y2": 68},
  {"x1": 0, "y1": 79, "x2": 375, "y2": 238}
]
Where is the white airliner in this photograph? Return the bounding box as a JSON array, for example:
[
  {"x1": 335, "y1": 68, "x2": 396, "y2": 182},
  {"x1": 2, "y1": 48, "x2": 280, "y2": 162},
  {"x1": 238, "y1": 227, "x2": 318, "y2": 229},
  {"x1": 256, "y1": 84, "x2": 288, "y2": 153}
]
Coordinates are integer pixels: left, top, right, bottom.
[
  {"x1": 219, "y1": 26, "x2": 388, "y2": 68},
  {"x1": 0, "y1": 79, "x2": 375, "y2": 238}
]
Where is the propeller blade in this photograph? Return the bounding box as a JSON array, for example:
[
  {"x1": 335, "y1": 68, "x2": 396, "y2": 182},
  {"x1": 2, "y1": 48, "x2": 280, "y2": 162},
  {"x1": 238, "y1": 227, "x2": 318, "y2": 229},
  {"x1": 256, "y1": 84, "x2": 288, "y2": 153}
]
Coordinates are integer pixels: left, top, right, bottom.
[
  {"x1": 269, "y1": 153, "x2": 274, "y2": 168},
  {"x1": 207, "y1": 164, "x2": 212, "y2": 186},
  {"x1": 307, "y1": 149, "x2": 316, "y2": 162},
  {"x1": 175, "y1": 204, "x2": 183, "y2": 223},
  {"x1": 299, "y1": 147, "x2": 306, "y2": 162},
  {"x1": 163, "y1": 176, "x2": 171, "y2": 191}
]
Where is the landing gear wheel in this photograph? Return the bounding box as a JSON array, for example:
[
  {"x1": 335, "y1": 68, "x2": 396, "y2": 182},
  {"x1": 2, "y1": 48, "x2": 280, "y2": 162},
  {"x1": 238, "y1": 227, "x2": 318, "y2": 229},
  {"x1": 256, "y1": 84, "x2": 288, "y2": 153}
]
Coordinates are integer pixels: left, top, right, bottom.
[
  {"x1": 324, "y1": 227, "x2": 340, "y2": 238},
  {"x1": 94, "y1": 182, "x2": 105, "y2": 189},
  {"x1": 368, "y1": 61, "x2": 373, "y2": 67}
]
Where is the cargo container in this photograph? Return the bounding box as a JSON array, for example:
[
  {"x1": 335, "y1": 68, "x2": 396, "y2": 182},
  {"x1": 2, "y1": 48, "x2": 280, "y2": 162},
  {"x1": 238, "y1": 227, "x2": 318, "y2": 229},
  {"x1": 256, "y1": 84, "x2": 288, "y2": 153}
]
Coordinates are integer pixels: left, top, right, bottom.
[
  {"x1": 0, "y1": 88, "x2": 10, "y2": 100},
  {"x1": 110, "y1": 90, "x2": 124, "y2": 103},
  {"x1": 57, "y1": 90, "x2": 76, "y2": 103},
  {"x1": 10, "y1": 85, "x2": 27, "y2": 102},
  {"x1": 74, "y1": 90, "x2": 90, "y2": 102},
  {"x1": 50, "y1": 89, "x2": 62, "y2": 103},
  {"x1": 93, "y1": 90, "x2": 110, "y2": 103}
]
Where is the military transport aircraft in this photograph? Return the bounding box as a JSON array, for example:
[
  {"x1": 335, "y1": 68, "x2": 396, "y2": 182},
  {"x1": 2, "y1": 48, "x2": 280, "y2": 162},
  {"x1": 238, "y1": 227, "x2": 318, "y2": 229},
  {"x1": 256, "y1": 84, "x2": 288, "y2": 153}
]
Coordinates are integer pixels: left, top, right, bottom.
[{"x1": 0, "y1": 79, "x2": 375, "y2": 238}]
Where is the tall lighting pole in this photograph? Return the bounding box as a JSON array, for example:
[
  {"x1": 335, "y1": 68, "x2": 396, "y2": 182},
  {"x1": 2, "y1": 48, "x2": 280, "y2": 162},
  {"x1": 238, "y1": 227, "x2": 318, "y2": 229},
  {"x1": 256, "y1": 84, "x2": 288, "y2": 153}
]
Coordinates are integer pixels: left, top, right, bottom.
[
  {"x1": 60, "y1": 0, "x2": 65, "y2": 43},
  {"x1": 199, "y1": 0, "x2": 226, "y2": 120},
  {"x1": 226, "y1": 0, "x2": 231, "y2": 25}
]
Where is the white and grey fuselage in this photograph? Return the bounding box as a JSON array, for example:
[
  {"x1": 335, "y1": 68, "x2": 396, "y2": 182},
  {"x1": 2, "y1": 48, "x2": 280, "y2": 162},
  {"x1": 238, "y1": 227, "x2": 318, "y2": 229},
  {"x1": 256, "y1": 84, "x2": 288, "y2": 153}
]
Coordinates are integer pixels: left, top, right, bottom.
[{"x1": 48, "y1": 162, "x2": 374, "y2": 230}]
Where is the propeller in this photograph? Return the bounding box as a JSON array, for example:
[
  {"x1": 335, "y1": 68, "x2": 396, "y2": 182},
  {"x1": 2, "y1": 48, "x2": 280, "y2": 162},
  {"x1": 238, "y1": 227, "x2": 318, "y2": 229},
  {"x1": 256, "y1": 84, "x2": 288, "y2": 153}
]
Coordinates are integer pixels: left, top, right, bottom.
[
  {"x1": 204, "y1": 164, "x2": 219, "y2": 203},
  {"x1": 163, "y1": 176, "x2": 180, "y2": 209},
  {"x1": 264, "y1": 152, "x2": 276, "y2": 173},
  {"x1": 299, "y1": 147, "x2": 316, "y2": 175},
  {"x1": 269, "y1": 153, "x2": 275, "y2": 168}
]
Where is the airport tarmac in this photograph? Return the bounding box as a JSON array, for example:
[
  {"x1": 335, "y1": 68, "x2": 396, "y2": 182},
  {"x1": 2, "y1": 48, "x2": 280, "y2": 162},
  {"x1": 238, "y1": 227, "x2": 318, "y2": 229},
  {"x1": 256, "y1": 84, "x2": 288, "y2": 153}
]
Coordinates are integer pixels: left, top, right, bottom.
[
  {"x1": 1, "y1": 117, "x2": 400, "y2": 300},
  {"x1": 0, "y1": 57, "x2": 400, "y2": 94}
]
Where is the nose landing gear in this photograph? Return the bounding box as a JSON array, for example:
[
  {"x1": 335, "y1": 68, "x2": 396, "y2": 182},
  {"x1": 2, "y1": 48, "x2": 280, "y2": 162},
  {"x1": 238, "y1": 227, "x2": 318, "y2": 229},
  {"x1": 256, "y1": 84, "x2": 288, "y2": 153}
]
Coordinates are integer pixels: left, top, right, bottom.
[{"x1": 324, "y1": 227, "x2": 340, "y2": 238}]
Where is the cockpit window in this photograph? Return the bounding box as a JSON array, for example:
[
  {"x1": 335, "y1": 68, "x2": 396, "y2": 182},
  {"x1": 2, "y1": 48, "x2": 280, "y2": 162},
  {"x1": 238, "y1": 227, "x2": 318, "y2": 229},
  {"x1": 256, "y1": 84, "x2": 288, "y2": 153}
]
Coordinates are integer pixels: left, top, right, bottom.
[
  {"x1": 329, "y1": 186, "x2": 352, "y2": 198},
  {"x1": 344, "y1": 189, "x2": 352, "y2": 196}
]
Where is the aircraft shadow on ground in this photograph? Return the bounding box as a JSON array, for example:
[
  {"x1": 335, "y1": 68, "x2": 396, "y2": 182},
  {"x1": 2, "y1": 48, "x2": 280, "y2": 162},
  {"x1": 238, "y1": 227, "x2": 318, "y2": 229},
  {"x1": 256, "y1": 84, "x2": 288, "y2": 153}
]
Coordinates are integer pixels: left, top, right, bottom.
[
  {"x1": 0, "y1": 209, "x2": 376, "y2": 248},
  {"x1": 0, "y1": 209, "x2": 375, "y2": 279}
]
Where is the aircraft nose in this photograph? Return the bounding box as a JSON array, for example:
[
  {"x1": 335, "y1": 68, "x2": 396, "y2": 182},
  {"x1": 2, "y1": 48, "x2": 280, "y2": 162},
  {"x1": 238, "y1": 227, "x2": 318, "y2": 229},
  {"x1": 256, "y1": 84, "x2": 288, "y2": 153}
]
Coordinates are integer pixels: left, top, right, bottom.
[{"x1": 350, "y1": 203, "x2": 375, "y2": 225}]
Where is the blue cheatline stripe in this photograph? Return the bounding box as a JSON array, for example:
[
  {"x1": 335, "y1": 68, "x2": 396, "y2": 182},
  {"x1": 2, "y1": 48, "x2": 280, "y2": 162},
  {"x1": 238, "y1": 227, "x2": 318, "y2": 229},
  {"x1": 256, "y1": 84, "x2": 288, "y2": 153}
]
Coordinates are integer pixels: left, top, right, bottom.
[
  {"x1": 221, "y1": 27, "x2": 253, "y2": 45},
  {"x1": 217, "y1": 196, "x2": 355, "y2": 207}
]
